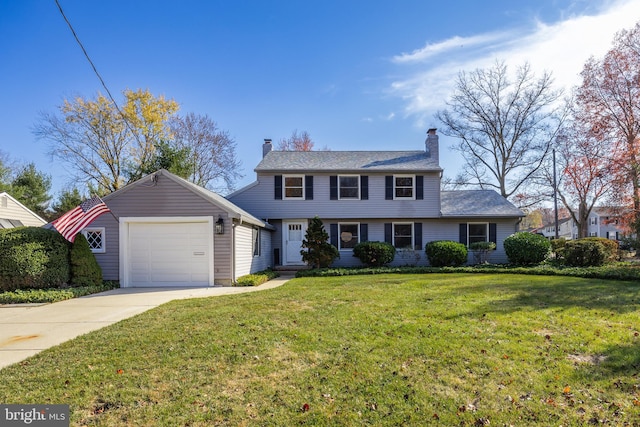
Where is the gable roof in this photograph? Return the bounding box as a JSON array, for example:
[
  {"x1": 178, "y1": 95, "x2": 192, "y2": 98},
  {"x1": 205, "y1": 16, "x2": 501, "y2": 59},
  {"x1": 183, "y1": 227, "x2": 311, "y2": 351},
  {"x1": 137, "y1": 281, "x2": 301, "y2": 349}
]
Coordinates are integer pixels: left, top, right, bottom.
[
  {"x1": 102, "y1": 170, "x2": 274, "y2": 230},
  {"x1": 255, "y1": 150, "x2": 442, "y2": 173},
  {"x1": 441, "y1": 190, "x2": 525, "y2": 218}
]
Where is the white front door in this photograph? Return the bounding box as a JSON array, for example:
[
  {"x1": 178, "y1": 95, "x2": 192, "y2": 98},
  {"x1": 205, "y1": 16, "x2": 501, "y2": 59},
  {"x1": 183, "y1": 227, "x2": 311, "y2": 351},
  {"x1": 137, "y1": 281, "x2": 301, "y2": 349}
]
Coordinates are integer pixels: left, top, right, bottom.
[{"x1": 284, "y1": 221, "x2": 306, "y2": 265}]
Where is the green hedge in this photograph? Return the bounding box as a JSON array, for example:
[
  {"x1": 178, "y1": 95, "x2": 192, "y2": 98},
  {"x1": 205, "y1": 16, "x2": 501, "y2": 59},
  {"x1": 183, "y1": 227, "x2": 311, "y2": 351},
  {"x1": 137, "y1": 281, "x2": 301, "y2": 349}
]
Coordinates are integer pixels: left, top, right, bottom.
[
  {"x1": 294, "y1": 263, "x2": 640, "y2": 282},
  {"x1": 353, "y1": 241, "x2": 396, "y2": 267},
  {"x1": 425, "y1": 240, "x2": 468, "y2": 267},
  {"x1": 0, "y1": 281, "x2": 119, "y2": 304},
  {"x1": 504, "y1": 232, "x2": 550, "y2": 265},
  {"x1": 0, "y1": 227, "x2": 71, "y2": 291}
]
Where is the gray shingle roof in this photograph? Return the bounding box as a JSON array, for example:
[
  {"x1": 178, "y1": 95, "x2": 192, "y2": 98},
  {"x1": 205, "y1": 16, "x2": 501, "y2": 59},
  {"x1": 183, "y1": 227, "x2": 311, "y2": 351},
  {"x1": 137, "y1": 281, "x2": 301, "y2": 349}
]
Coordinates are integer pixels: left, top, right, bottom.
[
  {"x1": 441, "y1": 190, "x2": 524, "y2": 218},
  {"x1": 256, "y1": 150, "x2": 442, "y2": 173}
]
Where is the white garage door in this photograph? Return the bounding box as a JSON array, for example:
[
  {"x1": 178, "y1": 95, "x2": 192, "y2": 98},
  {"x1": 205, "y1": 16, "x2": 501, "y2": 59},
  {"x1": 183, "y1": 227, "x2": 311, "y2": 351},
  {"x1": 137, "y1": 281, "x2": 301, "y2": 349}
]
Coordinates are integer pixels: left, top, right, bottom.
[{"x1": 126, "y1": 221, "x2": 212, "y2": 287}]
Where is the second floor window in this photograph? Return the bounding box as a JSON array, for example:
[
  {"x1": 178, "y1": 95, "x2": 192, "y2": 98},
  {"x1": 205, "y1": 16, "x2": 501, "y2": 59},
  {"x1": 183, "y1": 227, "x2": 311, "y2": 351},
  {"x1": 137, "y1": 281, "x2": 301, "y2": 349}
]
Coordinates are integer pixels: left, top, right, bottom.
[
  {"x1": 394, "y1": 175, "x2": 414, "y2": 199},
  {"x1": 339, "y1": 175, "x2": 360, "y2": 199},
  {"x1": 284, "y1": 175, "x2": 304, "y2": 199}
]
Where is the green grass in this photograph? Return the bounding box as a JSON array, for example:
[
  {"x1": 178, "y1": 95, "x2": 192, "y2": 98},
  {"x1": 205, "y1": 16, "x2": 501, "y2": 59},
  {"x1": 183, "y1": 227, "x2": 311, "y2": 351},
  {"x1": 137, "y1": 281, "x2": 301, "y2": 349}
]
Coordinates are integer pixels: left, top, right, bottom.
[{"x1": 1, "y1": 274, "x2": 639, "y2": 426}]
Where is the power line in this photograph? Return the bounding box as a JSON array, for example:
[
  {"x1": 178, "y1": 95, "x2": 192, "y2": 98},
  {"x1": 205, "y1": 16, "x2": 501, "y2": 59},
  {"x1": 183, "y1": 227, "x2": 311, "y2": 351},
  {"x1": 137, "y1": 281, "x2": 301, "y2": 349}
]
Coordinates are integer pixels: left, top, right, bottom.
[{"x1": 54, "y1": 0, "x2": 142, "y2": 145}]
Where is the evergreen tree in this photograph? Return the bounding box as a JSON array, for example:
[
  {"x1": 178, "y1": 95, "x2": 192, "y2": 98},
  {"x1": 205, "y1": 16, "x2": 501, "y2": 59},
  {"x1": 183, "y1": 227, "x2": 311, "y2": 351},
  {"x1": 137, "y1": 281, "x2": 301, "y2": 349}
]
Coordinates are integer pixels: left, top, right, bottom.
[{"x1": 300, "y1": 216, "x2": 339, "y2": 268}]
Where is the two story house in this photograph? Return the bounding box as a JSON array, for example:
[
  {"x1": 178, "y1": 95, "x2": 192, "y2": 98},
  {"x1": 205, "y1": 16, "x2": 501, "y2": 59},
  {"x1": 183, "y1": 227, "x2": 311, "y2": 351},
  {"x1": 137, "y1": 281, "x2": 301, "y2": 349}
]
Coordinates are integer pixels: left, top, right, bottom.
[{"x1": 228, "y1": 130, "x2": 524, "y2": 267}]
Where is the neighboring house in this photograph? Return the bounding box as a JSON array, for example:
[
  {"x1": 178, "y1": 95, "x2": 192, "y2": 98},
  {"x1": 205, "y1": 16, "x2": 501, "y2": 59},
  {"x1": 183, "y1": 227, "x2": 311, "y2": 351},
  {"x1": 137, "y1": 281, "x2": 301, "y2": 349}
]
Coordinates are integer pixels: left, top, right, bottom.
[
  {"x1": 539, "y1": 208, "x2": 627, "y2": 241},
  {"x1": 86, "y1": 170, "x2": 274, "y2": 287},
  {"x1": 0, "y1": 192, "x2": 47, "y2": 229},
  {"x1": 227, "y1": 130, "x2": 524, "y2": 267},
  {"x1": 539, "y1": 217, "x2": 573, "y2": 240},
  {"x1": 586, "y1": 207, "x2": 626, "y2": 240}
]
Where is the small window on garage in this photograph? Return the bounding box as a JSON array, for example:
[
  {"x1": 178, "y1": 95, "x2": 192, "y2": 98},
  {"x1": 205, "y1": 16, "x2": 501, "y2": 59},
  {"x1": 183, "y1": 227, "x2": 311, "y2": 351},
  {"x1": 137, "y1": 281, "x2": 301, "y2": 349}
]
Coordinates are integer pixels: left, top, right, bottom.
[
  {"x1": 82, "y1": 228, "x2": 105, "y2": 253},
  {"x1": 253, "y1": 228, "x2": 261, "y2": 256}
]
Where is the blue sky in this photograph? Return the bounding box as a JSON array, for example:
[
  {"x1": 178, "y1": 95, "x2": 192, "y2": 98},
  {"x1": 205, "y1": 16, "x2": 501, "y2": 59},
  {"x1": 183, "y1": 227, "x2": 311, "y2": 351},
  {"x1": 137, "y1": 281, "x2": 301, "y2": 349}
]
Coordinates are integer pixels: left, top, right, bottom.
[{"x1": 1, "y1": 0, "x2": 638, "y2": 197}]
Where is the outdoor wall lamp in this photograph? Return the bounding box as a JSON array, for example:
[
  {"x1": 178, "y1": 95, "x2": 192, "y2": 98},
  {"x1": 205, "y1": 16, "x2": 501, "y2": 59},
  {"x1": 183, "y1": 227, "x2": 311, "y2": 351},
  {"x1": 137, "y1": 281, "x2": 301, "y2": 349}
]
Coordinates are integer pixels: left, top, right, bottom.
[{"x1": 215, "y1": 216, "x2": 225, "y2": 234}]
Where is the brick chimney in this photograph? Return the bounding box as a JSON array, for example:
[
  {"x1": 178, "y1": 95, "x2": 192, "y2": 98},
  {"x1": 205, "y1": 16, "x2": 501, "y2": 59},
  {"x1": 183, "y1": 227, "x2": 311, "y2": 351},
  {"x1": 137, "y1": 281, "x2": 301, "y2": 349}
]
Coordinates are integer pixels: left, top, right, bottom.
[
  {"x1": 262, "y1": 138, "x2": 273, "y2": 157},
  {"x1": 425, "y1": 128, "x2": 439, "y2": 163}
]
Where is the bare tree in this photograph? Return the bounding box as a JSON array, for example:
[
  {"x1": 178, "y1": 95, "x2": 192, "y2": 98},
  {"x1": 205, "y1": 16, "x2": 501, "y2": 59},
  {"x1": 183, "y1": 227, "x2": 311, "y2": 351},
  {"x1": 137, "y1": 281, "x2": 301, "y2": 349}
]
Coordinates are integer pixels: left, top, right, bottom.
[
  {"x1": 277, "y1": 130, "x2": 317, "y2": 151},
  {"x1": 436, "y1": 61, "x2": 564, "y2": 202},
  {"x1": 170, "y1": 113, "x2": 242, "y2": 192},
  {"x1": 554, "y1": 110, "x2": 615, "y2": 238}
]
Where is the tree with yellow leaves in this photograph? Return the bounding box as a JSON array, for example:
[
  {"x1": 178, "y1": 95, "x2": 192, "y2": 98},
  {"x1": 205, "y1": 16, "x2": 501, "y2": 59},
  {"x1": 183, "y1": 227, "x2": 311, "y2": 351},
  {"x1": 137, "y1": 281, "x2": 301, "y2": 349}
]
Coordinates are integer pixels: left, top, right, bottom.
[{"x1": 35, "y1": 89, "x2": 178, "y2": 194}]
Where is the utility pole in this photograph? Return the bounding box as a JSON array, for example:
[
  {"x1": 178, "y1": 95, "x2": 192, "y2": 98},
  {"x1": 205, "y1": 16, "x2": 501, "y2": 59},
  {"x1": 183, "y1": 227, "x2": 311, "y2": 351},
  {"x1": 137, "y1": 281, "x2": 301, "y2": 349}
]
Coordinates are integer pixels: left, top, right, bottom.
[{"x1": 553, "y1": 149, "x2": 559, "y2": 239}]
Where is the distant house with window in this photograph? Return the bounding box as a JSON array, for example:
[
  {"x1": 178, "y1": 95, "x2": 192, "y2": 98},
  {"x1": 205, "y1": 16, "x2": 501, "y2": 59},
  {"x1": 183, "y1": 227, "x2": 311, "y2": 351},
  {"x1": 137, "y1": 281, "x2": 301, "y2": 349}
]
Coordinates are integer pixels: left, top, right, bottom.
[
  {"x1": 227, "y1": 130, "x2": 524, "y2": 267},
  {"x1": 539, "y1": 217, "x2": 573, "y2": 240},
  {"x1": 0, "y1": 192, "x2": 47, "y2": 229},
  {"x1": 587, "y1": 207, "x2": 626, "y2": 240},
  {"x1": 539, "y1": 207, "x2": 627, "y2": 241}
]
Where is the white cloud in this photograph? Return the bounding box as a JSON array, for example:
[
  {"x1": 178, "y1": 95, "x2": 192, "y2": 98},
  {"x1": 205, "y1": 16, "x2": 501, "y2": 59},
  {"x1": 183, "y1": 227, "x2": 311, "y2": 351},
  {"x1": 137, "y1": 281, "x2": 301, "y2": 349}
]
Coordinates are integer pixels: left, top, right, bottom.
[
  {"x1": 392, "y1": 32, "x2": 512, "y2": 64},
  {"x1": 390, "y1": 0, "x2": 640, "y2": 125}
]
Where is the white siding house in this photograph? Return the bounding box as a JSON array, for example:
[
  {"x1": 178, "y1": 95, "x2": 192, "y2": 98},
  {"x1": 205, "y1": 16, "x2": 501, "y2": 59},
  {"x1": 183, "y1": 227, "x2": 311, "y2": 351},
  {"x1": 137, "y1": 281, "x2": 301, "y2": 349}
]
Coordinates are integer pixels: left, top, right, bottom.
[{"x1": 0, "y1": 192, "x2": 47, "y2": 229}]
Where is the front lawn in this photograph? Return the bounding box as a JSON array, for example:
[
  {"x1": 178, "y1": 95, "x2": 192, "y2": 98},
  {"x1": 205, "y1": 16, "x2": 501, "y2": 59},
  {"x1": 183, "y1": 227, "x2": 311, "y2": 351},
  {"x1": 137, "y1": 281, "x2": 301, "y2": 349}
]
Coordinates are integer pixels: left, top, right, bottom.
[{"x1": 1, "y1": 274, "x2": 639, "y2": 425}]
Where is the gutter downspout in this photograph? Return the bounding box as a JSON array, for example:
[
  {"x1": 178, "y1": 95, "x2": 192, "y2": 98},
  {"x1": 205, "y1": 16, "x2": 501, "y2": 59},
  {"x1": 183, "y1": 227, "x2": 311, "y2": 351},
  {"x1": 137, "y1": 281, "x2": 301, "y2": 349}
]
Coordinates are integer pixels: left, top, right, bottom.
[{"x1": 231, "y1": 221, "x2": 236, "y2": 285}]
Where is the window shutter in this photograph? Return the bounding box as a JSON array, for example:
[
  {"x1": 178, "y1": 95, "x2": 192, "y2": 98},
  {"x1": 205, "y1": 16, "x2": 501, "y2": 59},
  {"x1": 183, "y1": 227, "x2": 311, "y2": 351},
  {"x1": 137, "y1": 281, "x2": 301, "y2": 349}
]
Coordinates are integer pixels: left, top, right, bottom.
[
  {"x1": 489, "y1": 223, "x2": 497, "y2": 244},
  {"x1": 330, "y1": 176, "x2": 338, "y2": 200},
  {"x1": 361, "y1": 176, "x2": 368, "y2": 200},
  {"x1": 330, "y1": 223, "x2": 338, "y2": 248},
  {"x1": 360, "y1": 223, "x2": 368, "y2": 242},
  {"x1": 385, "y1": 176, "x2": 393, "y2": 200},
  {"x1": 414, "y1": 222, "x2": 422, "y2": 250},
  {"x1": 384, "y1": 223, "x2": 392, "y2": 244},
  {"x1": 459, "y1": 223, "x2": 467, "y2": 245},
  {"x1": 305, "y1": 175, "x2": 313, "y2": 200},
  {"x1": 416, "y1": 176, "x2": 424, "y2": 200},
  {"x1": 274, "y1": 175, "x2": 282, "y2": 200}
]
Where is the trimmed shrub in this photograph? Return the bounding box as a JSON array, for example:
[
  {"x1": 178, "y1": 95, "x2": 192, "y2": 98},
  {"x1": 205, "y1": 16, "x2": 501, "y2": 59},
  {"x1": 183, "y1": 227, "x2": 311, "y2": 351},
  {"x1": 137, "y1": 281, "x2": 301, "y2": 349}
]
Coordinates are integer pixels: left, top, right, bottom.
[
  {"x1": 504, "y1": 232, "x2": 550, "y2": 266},
  {"x1": 235, "y1": 270, "x2": 279, "y2": 286},
  {"x1": 581, "y1": 237, "x2": 618, "y2": 263},
  {"x1": 563, "y1": 239, "x2": 607, "y2": 267},
  {"x1": 353, "y1": 241, "x2": 396, "y2": 267},
  {"x1": 551, "y1": 238, "x2": 567, "y2": 259},
  {"x1": 0, "y1": 227, "x2": 71, "y2": 291},
  {"x1": 70, "y1": 233, "x2": 103, "y2": 287},
  {"x1": 469, "y1": 241, "x2": 496, "y2": 264},
  {"x1": 425, "y1": 240, "x2": 468, "y2": 267}
]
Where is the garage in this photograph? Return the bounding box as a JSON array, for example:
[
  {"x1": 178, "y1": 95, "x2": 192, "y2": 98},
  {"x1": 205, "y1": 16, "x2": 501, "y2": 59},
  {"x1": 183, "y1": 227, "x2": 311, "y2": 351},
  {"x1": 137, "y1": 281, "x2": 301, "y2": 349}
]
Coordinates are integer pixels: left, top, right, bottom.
[{"x1": 121, "y1": 218, "x2": 214, "y2": 287}]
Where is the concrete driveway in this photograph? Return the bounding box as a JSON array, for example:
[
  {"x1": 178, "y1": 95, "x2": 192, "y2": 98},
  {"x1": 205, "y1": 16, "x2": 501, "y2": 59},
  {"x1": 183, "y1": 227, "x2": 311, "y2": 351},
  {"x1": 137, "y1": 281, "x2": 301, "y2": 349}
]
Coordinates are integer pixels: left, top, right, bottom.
[{"x1": 0, "y1": 274, "x2": 293, "y2": 370}]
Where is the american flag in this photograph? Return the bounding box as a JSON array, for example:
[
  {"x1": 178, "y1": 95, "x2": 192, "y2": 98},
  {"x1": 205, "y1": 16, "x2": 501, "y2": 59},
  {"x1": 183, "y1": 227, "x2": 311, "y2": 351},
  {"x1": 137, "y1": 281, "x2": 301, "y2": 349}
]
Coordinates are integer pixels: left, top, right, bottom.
[{"x1": 51, "y1": 196, "x2": 111, "y2": 242}]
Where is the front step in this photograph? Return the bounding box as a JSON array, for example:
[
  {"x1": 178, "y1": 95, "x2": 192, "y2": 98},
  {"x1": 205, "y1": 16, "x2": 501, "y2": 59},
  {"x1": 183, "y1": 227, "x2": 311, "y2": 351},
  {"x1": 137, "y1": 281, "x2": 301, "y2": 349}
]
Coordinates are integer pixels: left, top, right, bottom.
[{"x1": 273, "y1": 265, "x2": 310, "y2": 272}]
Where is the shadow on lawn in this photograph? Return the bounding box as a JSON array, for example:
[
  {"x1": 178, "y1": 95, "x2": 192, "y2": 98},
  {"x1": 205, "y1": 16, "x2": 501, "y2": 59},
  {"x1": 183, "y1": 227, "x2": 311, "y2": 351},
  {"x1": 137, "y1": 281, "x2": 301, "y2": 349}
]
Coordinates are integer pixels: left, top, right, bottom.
[
  {"x1": 475, "y1": 276, "x2": 640, "y2": 314},
  {"x1": 467, "y1": 276, "x2": 640, "y2": 379}
]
